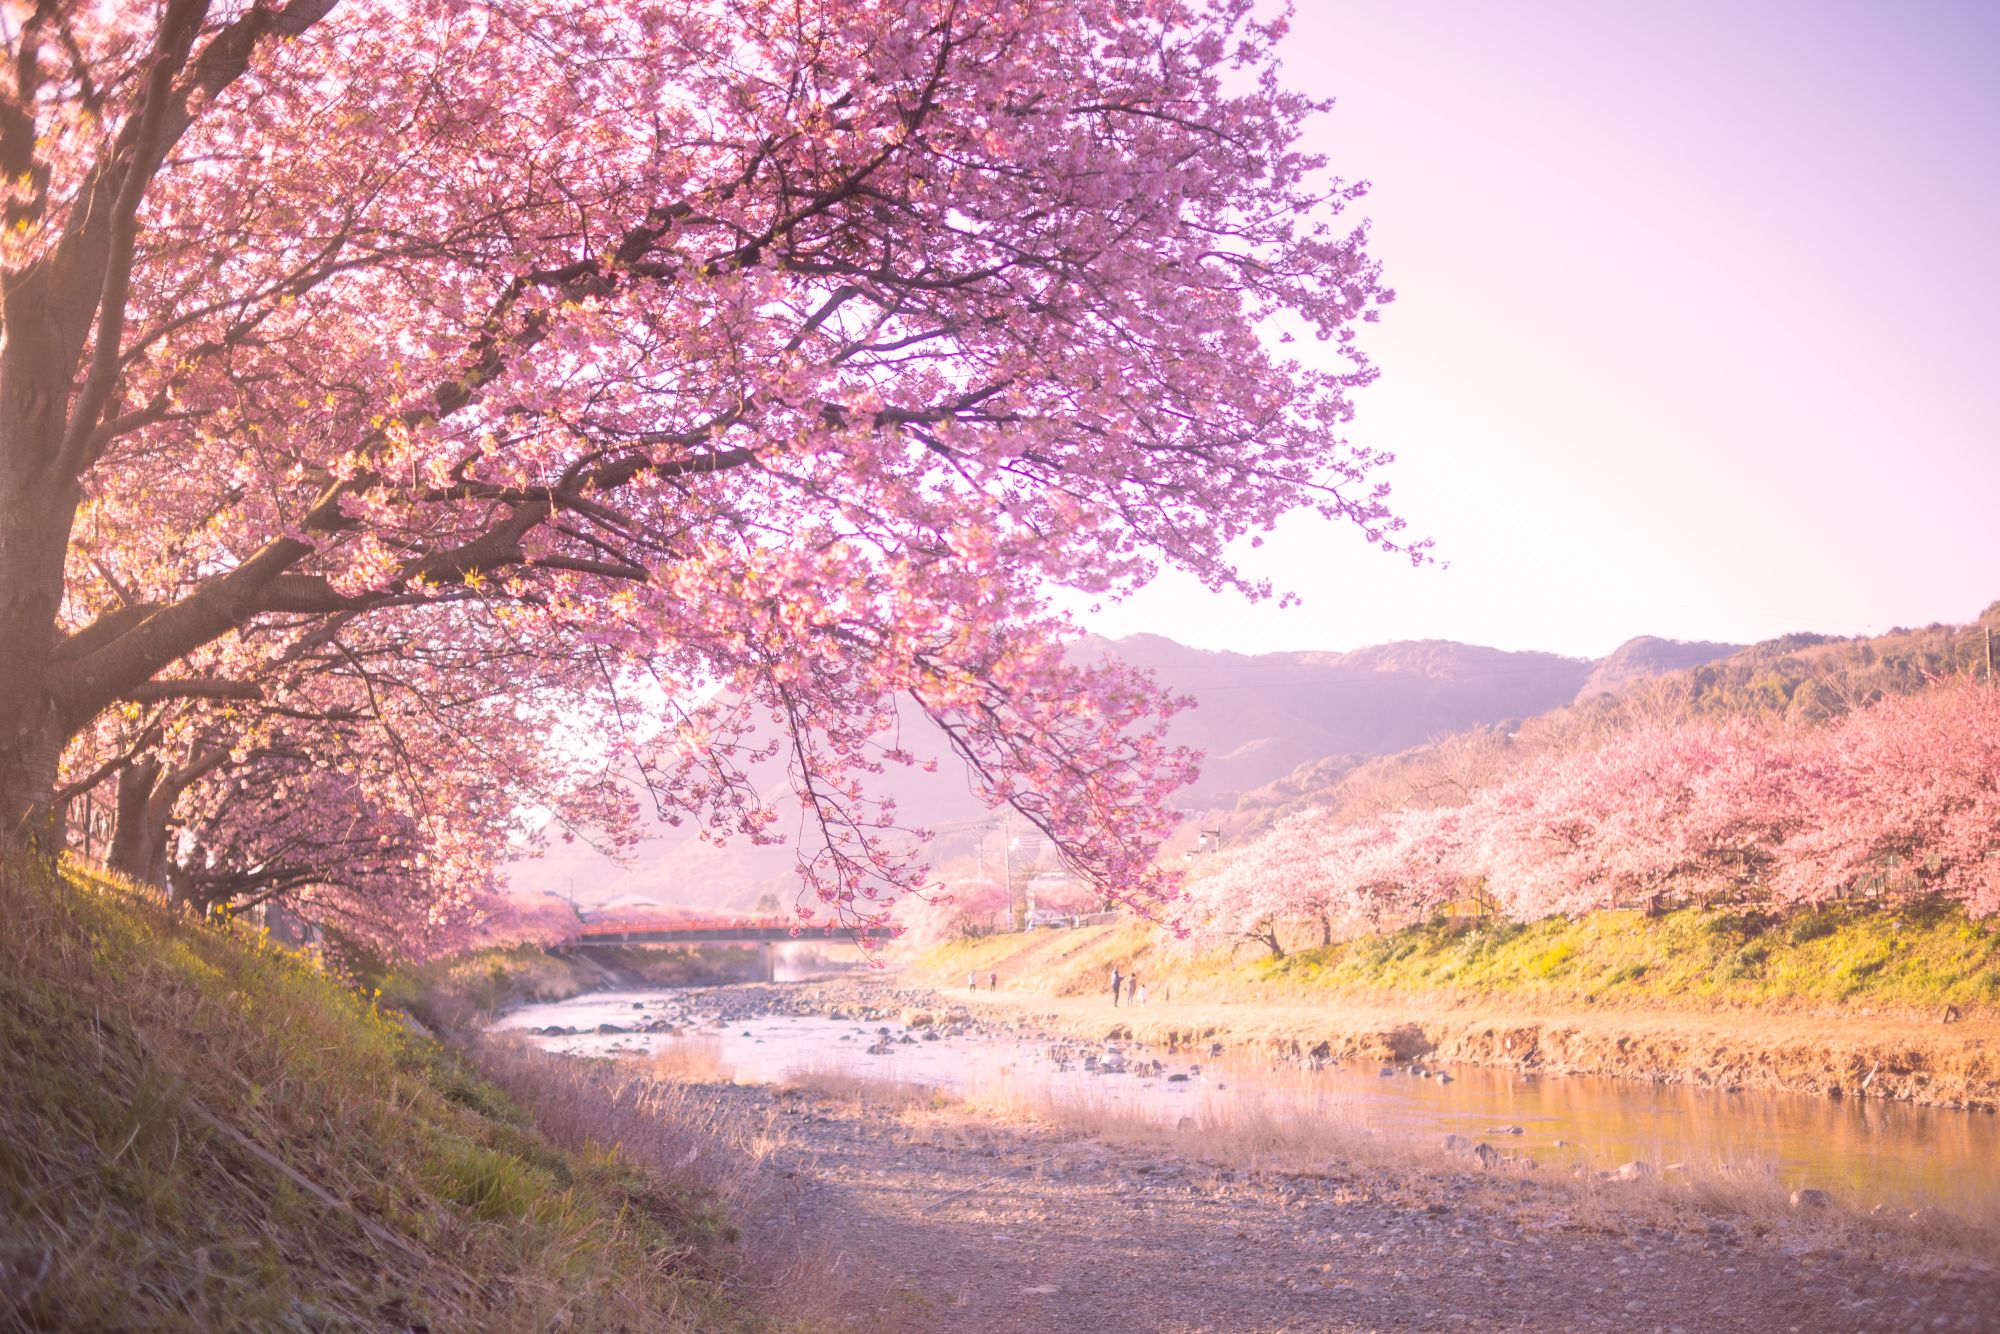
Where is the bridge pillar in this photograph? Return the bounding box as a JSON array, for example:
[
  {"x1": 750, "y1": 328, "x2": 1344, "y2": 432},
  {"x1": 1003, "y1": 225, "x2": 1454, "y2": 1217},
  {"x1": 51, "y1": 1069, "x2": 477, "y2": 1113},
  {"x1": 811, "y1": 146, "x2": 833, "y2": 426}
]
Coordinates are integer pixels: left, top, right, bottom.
[{"x1": 758, "y1": 941, "x2": 775, "y2": 983}]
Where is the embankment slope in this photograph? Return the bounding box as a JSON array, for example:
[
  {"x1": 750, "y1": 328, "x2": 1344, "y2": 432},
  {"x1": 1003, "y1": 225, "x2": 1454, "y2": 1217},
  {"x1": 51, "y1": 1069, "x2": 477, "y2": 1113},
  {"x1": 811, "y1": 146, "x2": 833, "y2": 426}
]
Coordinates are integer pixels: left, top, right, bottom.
[{"x1": 0, "y1": 854, "x2": 745, "y2": 1330}]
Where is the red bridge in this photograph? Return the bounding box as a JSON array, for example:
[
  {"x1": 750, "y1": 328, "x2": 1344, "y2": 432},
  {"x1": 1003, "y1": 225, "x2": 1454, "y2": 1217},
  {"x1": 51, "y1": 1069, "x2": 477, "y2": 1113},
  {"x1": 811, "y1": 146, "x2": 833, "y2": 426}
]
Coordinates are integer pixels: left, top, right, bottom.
[{"x1": 568, "y1": 914, "x2": 902, "y2": 946}]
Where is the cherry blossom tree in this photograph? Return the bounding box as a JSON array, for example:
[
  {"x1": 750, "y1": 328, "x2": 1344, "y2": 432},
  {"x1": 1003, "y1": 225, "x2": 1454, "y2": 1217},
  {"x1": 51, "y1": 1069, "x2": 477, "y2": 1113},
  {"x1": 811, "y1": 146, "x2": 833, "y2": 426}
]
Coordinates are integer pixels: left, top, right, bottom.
[
  {"x1": 54, "y1": 598, "x2": 642, "y2": 953},
  {"x1": 1180, "y1": 806, "x2": 1335, "y2": 957},
  {"x1": 0, "y1": 0, "x2": 1416, "y2": 935},
  {"x1": 896, "y1": 874, "x2": 1010, "y2": 948},
  {"x1": 470, "y1": 895, "x2": 583, "y2": 951},
  {"x1": 1468, "y1": 722, "x2": 1805, "y2": 919},
  {"x1": 1771, "y1": 684, "x2": 2000, "y2": 916}
]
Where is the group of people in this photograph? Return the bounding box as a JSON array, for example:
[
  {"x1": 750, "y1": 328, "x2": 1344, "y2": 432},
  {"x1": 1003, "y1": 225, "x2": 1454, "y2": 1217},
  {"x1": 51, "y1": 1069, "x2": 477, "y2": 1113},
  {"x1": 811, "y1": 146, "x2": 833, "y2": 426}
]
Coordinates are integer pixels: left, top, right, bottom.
[
  {"x1": 966, "y1": 970, "x2": 997, "y2": 991},
  {"x1": 1109, "y1": 966, "x2": 1148, "y2": 1007}
]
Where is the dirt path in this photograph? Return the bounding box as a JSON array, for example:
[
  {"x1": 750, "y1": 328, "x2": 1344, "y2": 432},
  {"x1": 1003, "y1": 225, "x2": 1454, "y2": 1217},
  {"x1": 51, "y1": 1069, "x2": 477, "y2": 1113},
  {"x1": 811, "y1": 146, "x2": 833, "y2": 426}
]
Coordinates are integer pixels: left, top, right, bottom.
[{"x1": 708, "y1": 1080, "x2": 1997, "y2": 1333}]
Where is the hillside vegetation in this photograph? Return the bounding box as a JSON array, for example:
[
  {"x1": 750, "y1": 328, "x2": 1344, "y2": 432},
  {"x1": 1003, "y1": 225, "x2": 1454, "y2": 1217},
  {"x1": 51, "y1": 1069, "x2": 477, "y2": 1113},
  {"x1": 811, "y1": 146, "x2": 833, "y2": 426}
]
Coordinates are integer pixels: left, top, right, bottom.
[
  {"x1": 0, "y1": 853, "x2": 744, "y2": 1331},
  {"x1": 1224, "y1": 607, "x2": 2000, "y2": 841}
]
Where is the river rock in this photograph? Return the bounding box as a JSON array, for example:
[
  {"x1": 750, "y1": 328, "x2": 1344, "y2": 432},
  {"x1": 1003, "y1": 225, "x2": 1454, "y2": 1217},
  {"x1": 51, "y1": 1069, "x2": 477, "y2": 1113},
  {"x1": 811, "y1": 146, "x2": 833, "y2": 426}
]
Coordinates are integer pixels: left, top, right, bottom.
[
  {"x1": 594, "y1": 1023, "x2": 630, "y2": 1035},
  {"x1": 1473, "y1": 1143, "x2": 1503, "y2": 1168},
  {"x1": 1613, "y1": 1161, "x2": 1654, "y2": 1182},
  {"x1": 1790, "y1": 1188, "x2": 1832, "y2": 1210}
]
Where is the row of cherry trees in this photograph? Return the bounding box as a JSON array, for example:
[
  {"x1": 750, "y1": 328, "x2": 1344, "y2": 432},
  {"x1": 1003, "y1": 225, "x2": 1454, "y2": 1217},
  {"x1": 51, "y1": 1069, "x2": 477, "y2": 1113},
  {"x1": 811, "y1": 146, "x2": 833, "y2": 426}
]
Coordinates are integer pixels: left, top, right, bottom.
[
  {"x1": 894, "y1": 869, "x2": 1102, "y2": 948},
  {"x1": 1185, "y1": 685, "x2": 2000, "y2": 956},
  {"x1": 0, "y1": 1, "x2": 1416, "y2": 956}
]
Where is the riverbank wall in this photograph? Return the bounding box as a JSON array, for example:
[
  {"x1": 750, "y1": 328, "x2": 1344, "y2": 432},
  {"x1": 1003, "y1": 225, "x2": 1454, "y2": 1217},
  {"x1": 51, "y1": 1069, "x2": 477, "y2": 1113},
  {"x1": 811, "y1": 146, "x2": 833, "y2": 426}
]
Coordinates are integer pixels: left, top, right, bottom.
[{"x1": 382, "y1": 941, "x2": 770, "y2": 1028}]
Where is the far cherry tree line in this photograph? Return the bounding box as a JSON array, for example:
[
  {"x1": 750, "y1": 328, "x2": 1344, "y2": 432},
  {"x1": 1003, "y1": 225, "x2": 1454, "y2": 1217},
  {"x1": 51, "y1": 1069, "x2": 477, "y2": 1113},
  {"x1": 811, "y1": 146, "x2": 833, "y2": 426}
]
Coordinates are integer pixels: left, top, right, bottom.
[{"x1": 1183, "y1": 683, "x2": 2000, "y2": 958}]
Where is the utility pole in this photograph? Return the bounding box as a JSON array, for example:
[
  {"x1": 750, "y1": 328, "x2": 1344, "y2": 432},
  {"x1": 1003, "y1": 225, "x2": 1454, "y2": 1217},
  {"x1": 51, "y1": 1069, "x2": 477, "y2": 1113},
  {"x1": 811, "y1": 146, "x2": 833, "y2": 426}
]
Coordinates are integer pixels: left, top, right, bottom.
[
  {"x1": 1005, "y1": 825, "x2": 1019, "y2": 930},
  {"x1": 1986, "y1": 625, "x2": 1994, "y2": 685}
]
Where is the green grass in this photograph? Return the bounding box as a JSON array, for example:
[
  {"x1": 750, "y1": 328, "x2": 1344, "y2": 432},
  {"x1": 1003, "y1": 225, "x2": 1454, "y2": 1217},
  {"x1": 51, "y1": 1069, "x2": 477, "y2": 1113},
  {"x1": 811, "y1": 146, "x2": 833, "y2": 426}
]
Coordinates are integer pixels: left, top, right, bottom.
[
  {"x1": 915, "y1": 902, "x2": 2000, "y2": 1015},
  {"x1": 1250, "y1": 902, "x2": 2000, "y2": 1010},
  {"x1": 0, "y1": 850, "x2": 747, "y2": 1331}
]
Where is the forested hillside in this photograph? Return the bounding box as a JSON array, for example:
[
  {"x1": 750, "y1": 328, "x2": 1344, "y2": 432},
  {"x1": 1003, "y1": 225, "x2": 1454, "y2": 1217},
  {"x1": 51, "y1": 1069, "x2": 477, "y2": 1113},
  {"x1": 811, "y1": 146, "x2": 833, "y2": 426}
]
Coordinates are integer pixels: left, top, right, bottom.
[{"x1": 1215, "y1": 607, "x2": 2000, "y2": 845}]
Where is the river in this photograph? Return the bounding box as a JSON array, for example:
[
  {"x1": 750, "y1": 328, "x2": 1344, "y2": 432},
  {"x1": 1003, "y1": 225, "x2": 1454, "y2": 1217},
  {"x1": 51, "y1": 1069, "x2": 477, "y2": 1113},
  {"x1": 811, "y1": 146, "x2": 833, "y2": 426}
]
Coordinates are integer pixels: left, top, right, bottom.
[{"x1": 491, "y1": 982, "x2": 2000, "y2": 1214}]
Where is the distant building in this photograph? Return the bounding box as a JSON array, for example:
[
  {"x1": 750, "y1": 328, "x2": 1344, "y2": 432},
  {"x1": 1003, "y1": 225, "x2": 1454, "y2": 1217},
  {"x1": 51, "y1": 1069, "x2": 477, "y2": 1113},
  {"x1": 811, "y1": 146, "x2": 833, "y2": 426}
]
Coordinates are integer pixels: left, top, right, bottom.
[{"x1": 580, "y1": 893, "x2": 672, "y2": 921}]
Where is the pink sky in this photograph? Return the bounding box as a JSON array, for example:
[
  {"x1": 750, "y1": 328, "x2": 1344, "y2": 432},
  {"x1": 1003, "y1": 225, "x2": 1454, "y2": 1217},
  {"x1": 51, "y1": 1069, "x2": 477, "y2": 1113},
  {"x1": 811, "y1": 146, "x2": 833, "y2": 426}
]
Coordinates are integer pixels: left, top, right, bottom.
[{"x1": 1086, "y1": 0, "x2": 2000, "y2": 659}]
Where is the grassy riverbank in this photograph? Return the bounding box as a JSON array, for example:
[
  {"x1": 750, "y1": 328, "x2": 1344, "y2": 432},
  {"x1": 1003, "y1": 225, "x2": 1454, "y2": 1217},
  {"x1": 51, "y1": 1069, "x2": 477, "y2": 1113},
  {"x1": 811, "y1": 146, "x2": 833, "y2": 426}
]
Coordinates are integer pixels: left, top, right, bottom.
[
  {"x1": 904, "y1": 906, "x2": 2000, "y2": 1108},
  {"x1": 0, "y1": 852, "x2": 749, "y2": 1330},
  {"x1": 916, "y1": 903, "x2": 2000, "y2": 1014}
]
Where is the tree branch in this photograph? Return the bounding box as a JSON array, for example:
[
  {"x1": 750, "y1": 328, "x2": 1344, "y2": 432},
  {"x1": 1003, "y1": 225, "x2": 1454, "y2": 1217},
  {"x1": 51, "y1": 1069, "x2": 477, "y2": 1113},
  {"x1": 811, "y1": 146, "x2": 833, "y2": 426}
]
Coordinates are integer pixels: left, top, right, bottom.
[{"x1": 120, "y1": 678, "x2": 263, "y2": 705}]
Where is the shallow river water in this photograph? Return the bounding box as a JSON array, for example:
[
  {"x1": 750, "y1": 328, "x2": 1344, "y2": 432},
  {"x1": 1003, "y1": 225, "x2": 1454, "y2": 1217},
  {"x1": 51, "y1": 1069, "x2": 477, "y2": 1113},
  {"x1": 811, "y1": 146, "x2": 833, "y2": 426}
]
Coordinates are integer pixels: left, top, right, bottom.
[{"x1": 492, "y1": 986, "x2": 2000, "y2": 1212}]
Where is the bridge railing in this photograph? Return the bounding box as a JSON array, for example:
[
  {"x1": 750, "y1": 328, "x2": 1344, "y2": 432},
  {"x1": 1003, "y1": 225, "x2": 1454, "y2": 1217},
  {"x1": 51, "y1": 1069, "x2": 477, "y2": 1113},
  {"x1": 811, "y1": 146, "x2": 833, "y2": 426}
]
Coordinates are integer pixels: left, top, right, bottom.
[
  {"x1": 575, "y1": 914, "x2": 795, "y2": 939},
  {"x1": 570, "y1": 914, "x2": 906, "y2": 941}
]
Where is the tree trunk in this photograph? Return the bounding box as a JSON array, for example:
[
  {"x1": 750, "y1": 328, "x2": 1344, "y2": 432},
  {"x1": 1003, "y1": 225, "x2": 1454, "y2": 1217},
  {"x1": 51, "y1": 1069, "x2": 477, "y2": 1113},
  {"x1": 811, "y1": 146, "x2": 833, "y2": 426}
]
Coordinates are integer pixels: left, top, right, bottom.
[
  {"x1": 1, "y1": 258, "x2": 94, "y2": 843},
  {"x1": 109, "y1": 751, "x2": 229, "y2": 892},
  {"x1": 0, "y1": 482, "x2": 79, "y2": 846},
  {"x1": 109, "y1": 759, "x2": 165, "y2": 883}
]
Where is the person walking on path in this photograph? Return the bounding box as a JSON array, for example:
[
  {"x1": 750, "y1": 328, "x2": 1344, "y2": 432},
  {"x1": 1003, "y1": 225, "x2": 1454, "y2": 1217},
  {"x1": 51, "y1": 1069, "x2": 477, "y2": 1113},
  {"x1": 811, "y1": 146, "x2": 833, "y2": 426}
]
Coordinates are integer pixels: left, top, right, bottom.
[
  {"x1": 989, "y1": 970, "x2": 998, "y2": 992},
  {"x1": 1127, "y1": 972, "x2": 1140, "y2": 1006},
  {"x1": 1111, "y1": 966, "x2": 1123, "y2": 1008},
  {"x1": 967, "y1": 971, "x2": 977, "y2": 990},
  {"x1": 1138, "y1": 982, "x2": 1149, "y2": 1007}
]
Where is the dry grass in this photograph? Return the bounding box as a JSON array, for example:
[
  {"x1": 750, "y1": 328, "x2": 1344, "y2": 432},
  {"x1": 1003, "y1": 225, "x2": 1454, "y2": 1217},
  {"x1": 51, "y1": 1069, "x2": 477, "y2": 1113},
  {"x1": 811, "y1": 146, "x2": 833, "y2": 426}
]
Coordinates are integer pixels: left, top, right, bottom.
[
  {"x1": 0, "y1": 847, "x2": 751, "y2": 1331},
  {"x1": 643, "y1": 1034, "x2": 736, "y2": 1084},
  {"x1": 471, "y1": 1038, "x2": 920, "y2": 1331},
  {"x1": 779, "y1": 1064, "x2": 951, "y2": 1111}
]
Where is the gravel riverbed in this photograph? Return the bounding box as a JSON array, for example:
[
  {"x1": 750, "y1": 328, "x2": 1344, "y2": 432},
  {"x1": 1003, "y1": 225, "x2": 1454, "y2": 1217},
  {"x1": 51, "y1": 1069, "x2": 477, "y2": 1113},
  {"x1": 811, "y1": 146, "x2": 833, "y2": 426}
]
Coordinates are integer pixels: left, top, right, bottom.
[
  {"x1": 501, "y1": 978, "x2": 2000, "y2": 1330},
  {"x1": 709, "y1": 1075, "x2": 1997, "y2": 1333}
]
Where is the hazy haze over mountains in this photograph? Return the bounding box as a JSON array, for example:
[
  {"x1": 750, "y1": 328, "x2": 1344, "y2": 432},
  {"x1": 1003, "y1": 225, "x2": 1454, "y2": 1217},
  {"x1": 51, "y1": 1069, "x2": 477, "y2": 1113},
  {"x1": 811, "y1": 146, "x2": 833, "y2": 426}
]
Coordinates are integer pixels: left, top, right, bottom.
[{"x1": 513, "y1": 631, "x2": 1740, "y2": 911}]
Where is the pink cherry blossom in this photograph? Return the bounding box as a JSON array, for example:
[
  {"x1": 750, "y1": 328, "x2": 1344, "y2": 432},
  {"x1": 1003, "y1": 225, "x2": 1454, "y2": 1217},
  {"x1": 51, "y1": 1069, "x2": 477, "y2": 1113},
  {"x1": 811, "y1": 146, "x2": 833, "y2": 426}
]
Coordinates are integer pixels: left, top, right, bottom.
[{"x1": 5, "y1": 1, "x2": 1415, "y2": 950}]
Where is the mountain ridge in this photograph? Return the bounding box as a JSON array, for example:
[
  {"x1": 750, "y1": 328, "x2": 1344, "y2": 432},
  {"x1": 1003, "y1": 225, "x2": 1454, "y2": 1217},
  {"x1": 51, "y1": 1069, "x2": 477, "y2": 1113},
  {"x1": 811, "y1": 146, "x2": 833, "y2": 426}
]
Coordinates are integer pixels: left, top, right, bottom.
[{"x1": 513, "y1": 630, "x2": 1743, "y2": 910}]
